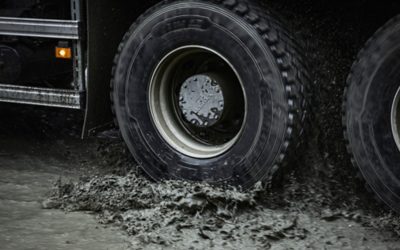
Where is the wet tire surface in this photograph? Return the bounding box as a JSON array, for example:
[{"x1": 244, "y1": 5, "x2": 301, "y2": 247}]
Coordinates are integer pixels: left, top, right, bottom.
[
  {"x1": 344, "y1": 14, "x2": 400, "y2": 214},
  {"x1": 111, "y1": 0, "x2": 310, "y2": 188}
]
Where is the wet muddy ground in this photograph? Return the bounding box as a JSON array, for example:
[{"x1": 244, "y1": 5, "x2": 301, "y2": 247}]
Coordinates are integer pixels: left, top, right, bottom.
[
  {"x1": 1, "y1": 0, "x2": 400, "y2": 249},
  {"x1": 0, "y1": 107, "x2": 133, "y2": 250},
  {"x1": 0, "y1": 107, "x2": 399, "y2": 250}
]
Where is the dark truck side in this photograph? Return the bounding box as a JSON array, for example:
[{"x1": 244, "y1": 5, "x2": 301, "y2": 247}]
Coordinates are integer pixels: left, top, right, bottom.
[{"x1": 0, "y1": 0, "x2": 399, "y2": 213}]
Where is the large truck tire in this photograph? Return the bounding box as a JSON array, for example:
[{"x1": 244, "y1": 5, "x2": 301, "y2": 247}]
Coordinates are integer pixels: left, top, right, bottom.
[
  {"x1": 344, "y1": 15, "x2": 400, "y2": 213},
  {"x1": 111, "y1": 0, "x2": 309, "y2": 188}
]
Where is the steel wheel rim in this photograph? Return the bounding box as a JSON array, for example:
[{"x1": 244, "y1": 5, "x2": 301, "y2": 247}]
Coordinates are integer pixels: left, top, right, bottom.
[
  {"x1": 149, "y1": 45, "x2": 247, "y2": 159},
  {"x1": 392, "y1": 86, "x2": 400, "y2": 152}
]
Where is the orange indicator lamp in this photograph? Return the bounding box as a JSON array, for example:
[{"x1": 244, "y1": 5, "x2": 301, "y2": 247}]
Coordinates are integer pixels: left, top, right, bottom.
[{"x1": 55, "y1": 47, "x2": 72, "y2": 59}]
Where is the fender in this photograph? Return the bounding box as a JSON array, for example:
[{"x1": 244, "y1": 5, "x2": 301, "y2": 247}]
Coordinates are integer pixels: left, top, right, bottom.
[{"x1": 83, "y1": 0, "x2": 151, "y2": 137}]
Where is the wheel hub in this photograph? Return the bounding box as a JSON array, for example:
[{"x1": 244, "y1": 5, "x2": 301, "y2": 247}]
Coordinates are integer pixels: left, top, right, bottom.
[
  {"x1": 149, "y1": 45, "x2": 246, "y2": 158},
  {"x1": 392, "y1": 86, "x2": 400, "y2": 152},
  {"x1": 179, "y1": 74, "x2": 224, "y2": 128}
]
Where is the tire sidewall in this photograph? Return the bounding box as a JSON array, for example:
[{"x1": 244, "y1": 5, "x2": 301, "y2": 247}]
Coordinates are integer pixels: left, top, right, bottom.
[{"x1": 346, "y1": 18, "x2": 400, "y2": 210}]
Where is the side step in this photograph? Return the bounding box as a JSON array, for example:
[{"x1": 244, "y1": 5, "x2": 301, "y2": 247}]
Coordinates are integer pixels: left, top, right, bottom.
[
  {"x1": 0, "y1": 17, "x2": 80, "y2": 40},
  {"x1": 0, "y1": 84, "x2": 83, "y2": 109}
]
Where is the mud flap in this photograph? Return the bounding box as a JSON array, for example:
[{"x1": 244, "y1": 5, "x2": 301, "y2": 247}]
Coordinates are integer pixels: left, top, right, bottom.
[{"x1": 82, "y1": 0, "x2": 140, "y2": 137}]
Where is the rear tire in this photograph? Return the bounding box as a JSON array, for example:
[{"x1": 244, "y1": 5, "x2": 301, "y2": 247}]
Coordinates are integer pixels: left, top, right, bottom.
[
  {"x1": 111, "y1": 0, "x2": 309, "y2": 188},
  {"x1": 344, "y1": 15, "x2": 400, "y2": 213}
]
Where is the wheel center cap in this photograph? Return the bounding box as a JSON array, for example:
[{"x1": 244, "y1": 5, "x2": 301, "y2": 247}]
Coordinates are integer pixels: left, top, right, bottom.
[{"x1": 179, "y1": 74, "x2": 224, "y2": 128}]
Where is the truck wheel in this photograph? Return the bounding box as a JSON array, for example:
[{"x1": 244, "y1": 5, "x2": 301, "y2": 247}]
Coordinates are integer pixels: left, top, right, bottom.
[
  {"x1": 344, "y1": 15, "x2": 400, "y2": 212},
  {"x1": 111, "y1": 0, "x2": 309, "y2": 188}
]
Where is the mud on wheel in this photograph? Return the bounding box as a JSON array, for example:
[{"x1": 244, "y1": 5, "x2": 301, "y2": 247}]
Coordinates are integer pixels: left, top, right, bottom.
[
  {"x1": 344, "y1": 15, "x2": 400, "y2": 213},
  {"x1": 112, "y1": 0, "x2": 309, "y2": 188}
]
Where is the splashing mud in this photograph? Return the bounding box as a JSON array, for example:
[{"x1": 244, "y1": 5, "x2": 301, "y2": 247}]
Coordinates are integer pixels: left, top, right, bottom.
[{"x1": 42, "y1": 165, "x2": 399, "y2": 249}]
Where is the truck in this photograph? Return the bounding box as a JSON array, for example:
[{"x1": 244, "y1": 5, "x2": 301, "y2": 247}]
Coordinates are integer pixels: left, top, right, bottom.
[{"x1": 0, "y1": 0, "x2": 399, "y2": 213}]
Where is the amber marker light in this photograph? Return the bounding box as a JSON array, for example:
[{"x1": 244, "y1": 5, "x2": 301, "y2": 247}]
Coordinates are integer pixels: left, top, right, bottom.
[{"x1": 55, "y1": 47, "x2": 72, "y2": 59}]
